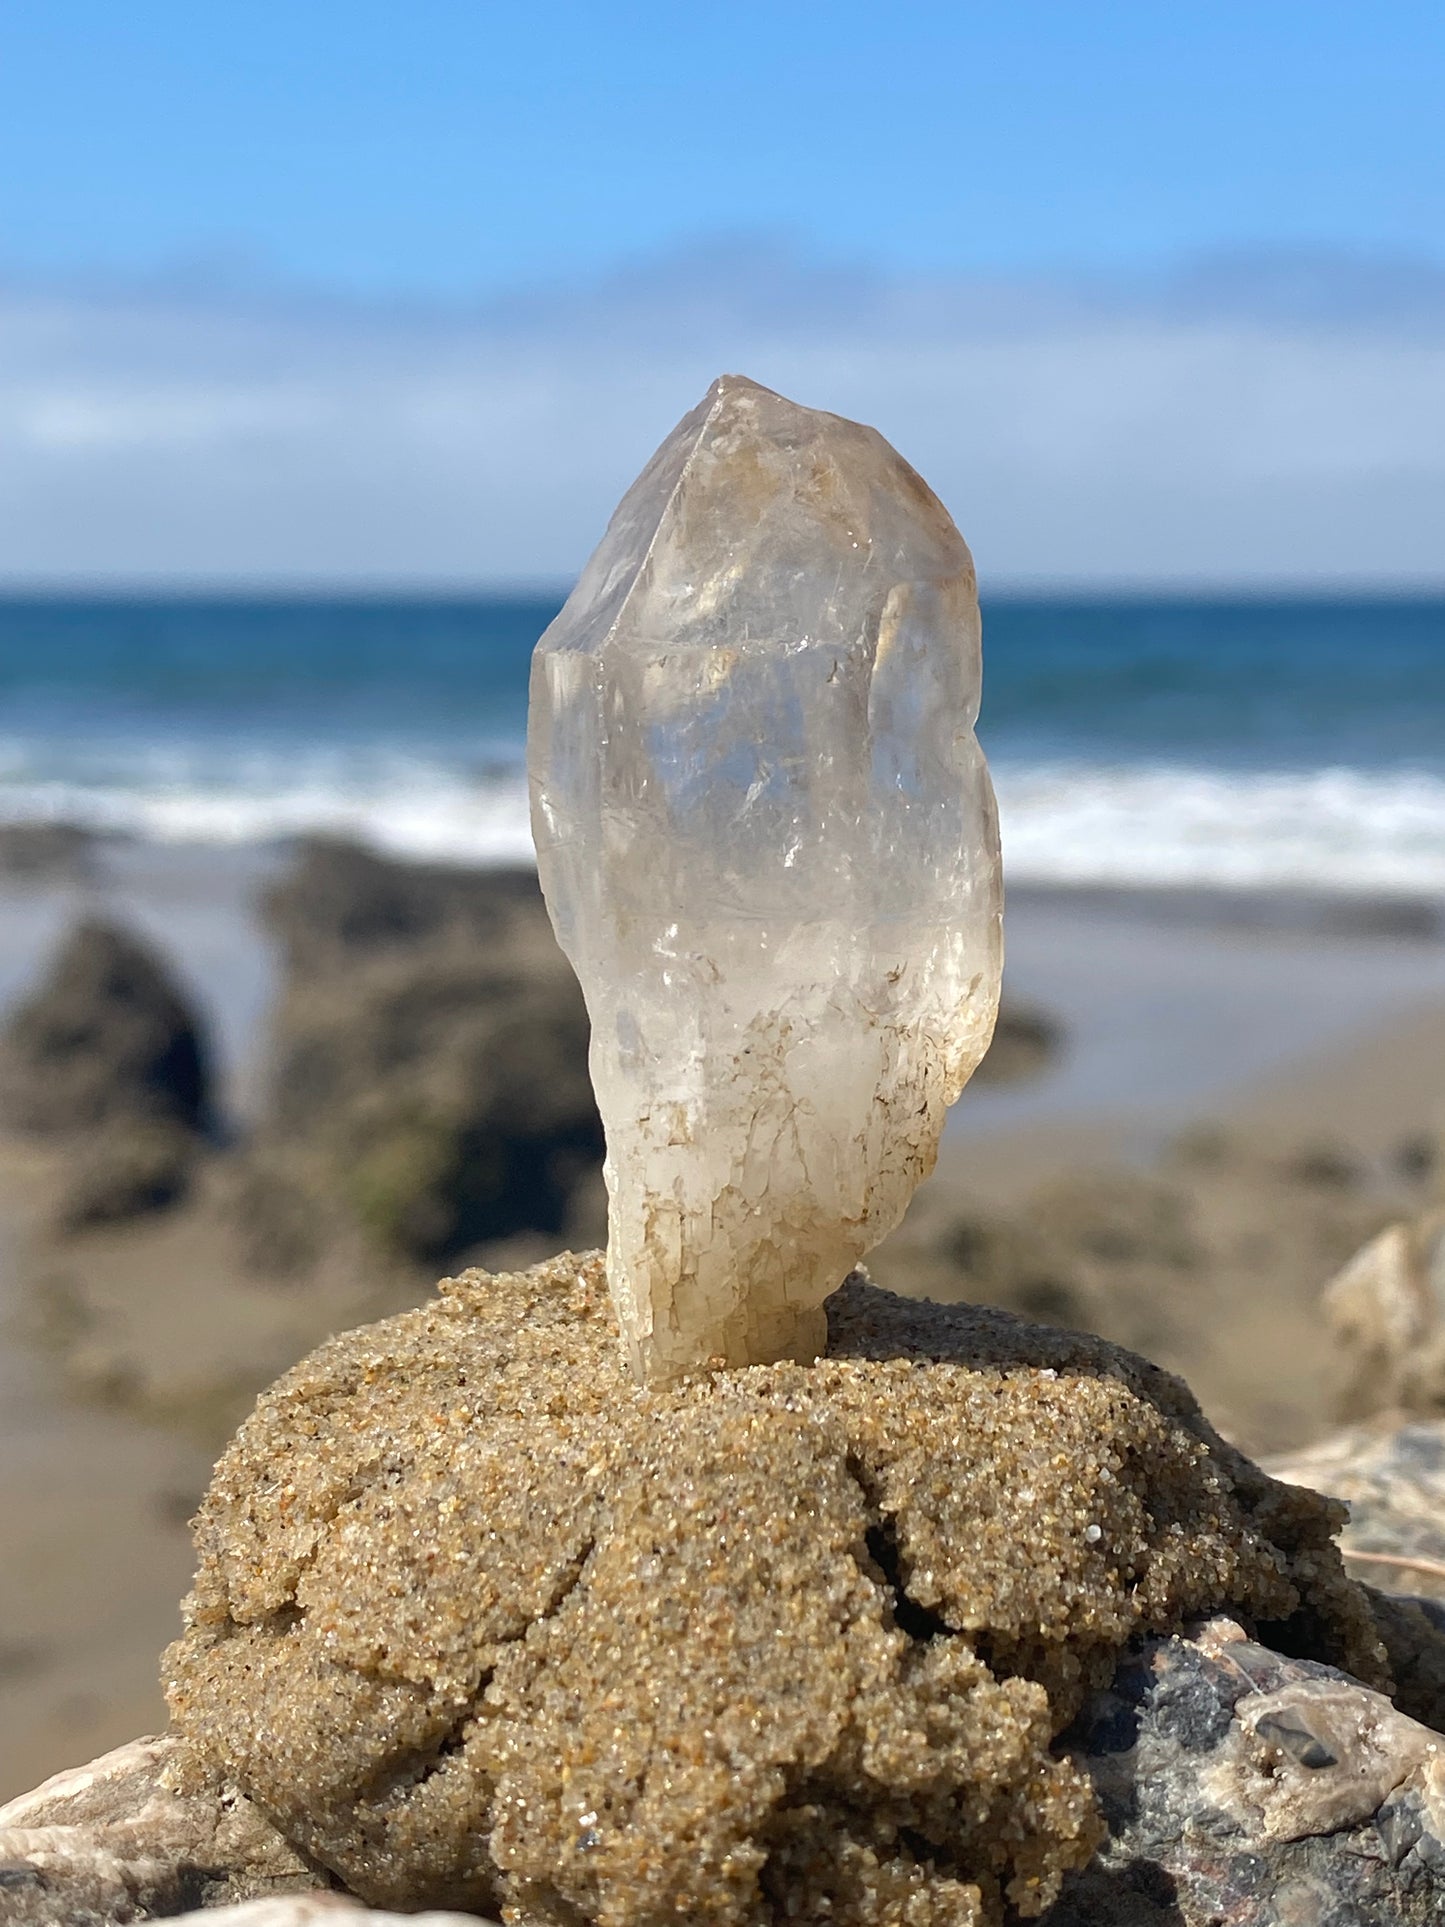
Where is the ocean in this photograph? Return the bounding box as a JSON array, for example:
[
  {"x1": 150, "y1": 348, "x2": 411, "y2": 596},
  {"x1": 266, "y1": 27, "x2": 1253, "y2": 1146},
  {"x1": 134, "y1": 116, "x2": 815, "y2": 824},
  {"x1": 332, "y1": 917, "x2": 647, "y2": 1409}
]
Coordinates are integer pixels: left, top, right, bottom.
[{"x1": 1, "y1": 592, "x2": 1443, "y2": 895}]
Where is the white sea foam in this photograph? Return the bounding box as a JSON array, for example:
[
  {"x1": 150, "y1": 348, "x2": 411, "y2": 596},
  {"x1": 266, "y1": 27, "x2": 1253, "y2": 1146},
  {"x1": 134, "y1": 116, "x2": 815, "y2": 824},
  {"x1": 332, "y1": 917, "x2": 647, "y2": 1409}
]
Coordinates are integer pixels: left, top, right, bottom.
[
  {"x1": 2, "y1": 752, "x2": 1445, "y2": 898},
  {"x1": 994, "y1": 762, "x2": 1445, "y2": 896},
  {"x1": 0, "y1": 745, "x2": 538, "y2": 867}
]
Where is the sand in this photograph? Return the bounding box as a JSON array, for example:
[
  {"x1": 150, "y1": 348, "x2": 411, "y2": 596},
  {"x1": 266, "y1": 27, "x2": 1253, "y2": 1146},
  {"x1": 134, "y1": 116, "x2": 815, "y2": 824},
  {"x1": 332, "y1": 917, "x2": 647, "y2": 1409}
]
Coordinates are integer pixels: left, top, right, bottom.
[
  {"x1": 2, "y1": 844, "x2": 1445, "y2": 1801},
  {"x1": 164, "y1": 1255, "x2": 1381, "y2": 1926}
]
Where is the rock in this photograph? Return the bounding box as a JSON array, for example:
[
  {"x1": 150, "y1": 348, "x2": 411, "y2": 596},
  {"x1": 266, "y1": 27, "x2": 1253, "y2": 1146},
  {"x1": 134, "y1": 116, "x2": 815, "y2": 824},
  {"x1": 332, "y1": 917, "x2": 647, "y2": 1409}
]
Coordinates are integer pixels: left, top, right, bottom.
[
  {"x1": 530, "y1": 374, "x2": 1002, "y2": 1382},
  {"x1": 260, "y1": 840, "x2": 553, "y2": 982},
  {"x1": 1266, "y1": 1417, "x2": 1445, "y2": 1606},
  {"x1": 245, "y1": 845, "x2": 602, "y2": 1270},
  {"x1": 165, "y1": 1253, "x2": 1386, "y2": 1927},
  {"x1": 0, "y1": 823, "x2": 96, "y2": 881},
  {"x1": 1048, "y1": 1614, "x2": 1445, "y2": 1925},
  {"x1": 1321, "y1": 1208, "x2": 1445, "y2": 1419},
  {"x1": 0, "y1": 919, "x2": 211, "y2": 1142},
  {"x1": 254, "y1": 949, "x2": 599, "y2": 1267},
  {"x1": 0, "y1": 1734, "x2": 320, "y2": 1923},
  {"x1": 0, "y1": 918, "x2": 214, "y2": 1229}
]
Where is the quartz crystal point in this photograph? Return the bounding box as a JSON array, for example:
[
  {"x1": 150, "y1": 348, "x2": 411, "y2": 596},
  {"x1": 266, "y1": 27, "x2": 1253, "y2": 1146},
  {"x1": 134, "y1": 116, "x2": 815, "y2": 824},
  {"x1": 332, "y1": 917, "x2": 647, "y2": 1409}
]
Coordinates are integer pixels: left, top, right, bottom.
[{"x1": 529, "y1": 375, "x2": 1002, "y2": 1384}]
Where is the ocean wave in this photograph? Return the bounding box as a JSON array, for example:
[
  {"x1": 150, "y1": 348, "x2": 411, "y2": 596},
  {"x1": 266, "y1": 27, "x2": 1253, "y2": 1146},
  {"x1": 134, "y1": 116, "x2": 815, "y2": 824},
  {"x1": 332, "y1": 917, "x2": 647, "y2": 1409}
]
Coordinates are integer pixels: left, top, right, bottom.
[
  {"x1": 994, "y1": 762, "x2": 1445, "y2": 895},
  {"x1": 0, "y1": 747, "x2": 538, "y2": 867},
  {"x1": 3, "y1": 752, "x2": 1445, "y2": 898}
]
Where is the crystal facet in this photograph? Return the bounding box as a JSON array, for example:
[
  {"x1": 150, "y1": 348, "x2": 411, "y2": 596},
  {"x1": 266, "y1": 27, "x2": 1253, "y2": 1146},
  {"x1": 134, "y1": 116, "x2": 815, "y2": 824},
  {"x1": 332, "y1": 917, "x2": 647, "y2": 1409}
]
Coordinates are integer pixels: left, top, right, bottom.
[{"x1": 529, "y1": 375, "x2": 1002, "y2": 1384}]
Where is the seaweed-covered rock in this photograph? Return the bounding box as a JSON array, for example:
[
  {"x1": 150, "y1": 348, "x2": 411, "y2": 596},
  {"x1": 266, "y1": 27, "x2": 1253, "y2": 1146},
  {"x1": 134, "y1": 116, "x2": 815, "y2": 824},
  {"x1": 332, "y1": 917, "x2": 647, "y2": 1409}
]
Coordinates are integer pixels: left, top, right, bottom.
[
  {"x1": 255, "y1": 947, "x2": 600, "y2": 1263},
  {"x1": 0, "y1": 917, "x2": 213, "y2": 1228},
  {"x1": 0, "y1": 919, "x2": 211, "y2": 1139},
  {"x1": 247, "y1": 845, "x2": 1061, "y2": 1279},
  {"x1": 247, "y1": 845, "x2": 602, "y2": 1266},
  {"x1": 165, "y1": 1256, "x2": 1386, "y2": 1927},
  {"x1": 1051, "y1": 1615, "x2": 1445, "y2": 1925}
]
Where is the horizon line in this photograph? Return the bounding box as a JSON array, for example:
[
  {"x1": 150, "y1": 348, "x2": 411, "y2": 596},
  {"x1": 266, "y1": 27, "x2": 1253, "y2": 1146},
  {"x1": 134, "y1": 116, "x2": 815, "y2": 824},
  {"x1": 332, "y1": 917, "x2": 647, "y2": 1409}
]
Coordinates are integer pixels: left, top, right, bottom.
[{"x1": 2, "y1": 574, "x2": 1445, "y2": 603}]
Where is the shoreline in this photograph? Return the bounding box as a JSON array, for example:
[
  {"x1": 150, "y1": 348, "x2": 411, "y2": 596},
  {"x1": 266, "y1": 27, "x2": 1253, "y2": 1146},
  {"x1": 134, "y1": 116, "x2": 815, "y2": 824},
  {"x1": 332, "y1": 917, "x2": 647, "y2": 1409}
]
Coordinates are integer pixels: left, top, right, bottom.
[{"x1": 3, "y1": 832, "x2": 1443, "y2": 1132}]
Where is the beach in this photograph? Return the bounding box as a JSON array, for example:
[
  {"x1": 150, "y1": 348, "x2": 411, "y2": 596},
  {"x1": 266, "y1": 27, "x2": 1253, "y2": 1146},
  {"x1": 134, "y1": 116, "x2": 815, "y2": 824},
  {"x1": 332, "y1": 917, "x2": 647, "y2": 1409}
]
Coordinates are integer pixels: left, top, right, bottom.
[
  {"x1": 3, "y1": 835, "x2": 1444, "y2": 1798},
  {"x1": 3, "y1": 590, "x2": 1444, "y2": 1800}
]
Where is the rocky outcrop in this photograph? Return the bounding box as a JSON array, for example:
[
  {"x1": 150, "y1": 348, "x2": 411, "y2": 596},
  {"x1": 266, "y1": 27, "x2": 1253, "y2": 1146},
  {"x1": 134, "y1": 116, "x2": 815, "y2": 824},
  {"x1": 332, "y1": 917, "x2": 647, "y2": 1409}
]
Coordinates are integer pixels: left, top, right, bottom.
[
  {"x1": 242, "y1": 842, "x2": 1062, "y2": 1278},
  {"x1": 0, "y1": 918, "x2": 213, "y2": 1228},
  {"x1": 0, "y1": 919, "x2": 210, "y2": 1140},
  {"x1": 240, "y1": 843, "x2": 603, "y2": 1268},
  {"x1": 259, "y1": 838, "x2": 550, "y2": 981}
]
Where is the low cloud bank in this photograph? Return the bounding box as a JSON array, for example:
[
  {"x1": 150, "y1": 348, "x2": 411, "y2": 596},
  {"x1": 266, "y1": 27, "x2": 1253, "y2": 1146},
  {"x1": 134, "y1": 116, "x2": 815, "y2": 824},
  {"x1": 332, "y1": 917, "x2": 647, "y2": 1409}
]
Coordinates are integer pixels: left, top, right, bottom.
[{"x1": 2, "y1": 242, "x2": 1443, "y2": 586}]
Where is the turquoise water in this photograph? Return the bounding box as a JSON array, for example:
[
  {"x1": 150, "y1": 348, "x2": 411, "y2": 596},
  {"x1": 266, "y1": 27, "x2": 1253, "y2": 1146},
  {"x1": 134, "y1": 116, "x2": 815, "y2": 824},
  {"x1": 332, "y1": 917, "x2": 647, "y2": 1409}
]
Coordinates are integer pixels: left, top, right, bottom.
[{"x1": 2, "y1": 593, "x2": 1443, "y2": 891}]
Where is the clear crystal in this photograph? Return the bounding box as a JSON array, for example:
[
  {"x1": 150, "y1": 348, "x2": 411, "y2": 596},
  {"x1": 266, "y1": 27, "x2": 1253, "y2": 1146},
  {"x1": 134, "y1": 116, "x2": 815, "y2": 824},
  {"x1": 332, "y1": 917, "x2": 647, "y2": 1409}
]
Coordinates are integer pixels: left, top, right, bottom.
[{"x1": 529, "y1": 375, "x2": 1002, "y2": 1384}]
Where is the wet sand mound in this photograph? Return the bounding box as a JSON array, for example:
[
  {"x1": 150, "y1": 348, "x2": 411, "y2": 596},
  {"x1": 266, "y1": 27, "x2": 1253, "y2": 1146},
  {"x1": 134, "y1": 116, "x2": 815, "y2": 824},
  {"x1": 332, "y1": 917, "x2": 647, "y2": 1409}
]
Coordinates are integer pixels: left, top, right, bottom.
[{"x1": 166, "y1": 1256, "x2": 1385, "y2": 1927}]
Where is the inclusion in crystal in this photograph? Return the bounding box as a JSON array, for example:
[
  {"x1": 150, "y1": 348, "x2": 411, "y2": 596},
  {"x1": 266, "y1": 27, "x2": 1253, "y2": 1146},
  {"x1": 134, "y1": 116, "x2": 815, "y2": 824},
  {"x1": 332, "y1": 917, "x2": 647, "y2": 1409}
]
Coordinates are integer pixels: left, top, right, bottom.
[{"x1": 529, "y1": 374, "x2": 1001, "y2": 1383}]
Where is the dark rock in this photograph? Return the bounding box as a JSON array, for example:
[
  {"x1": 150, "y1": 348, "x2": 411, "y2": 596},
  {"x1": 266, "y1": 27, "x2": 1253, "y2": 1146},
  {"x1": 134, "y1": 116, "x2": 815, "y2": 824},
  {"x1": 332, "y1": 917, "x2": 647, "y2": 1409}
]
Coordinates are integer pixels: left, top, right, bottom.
[
  {"x1": 257, "y1": 948, "x2": 599, "y2": 1264},
  {"x1": 260, "y1": 838, "x2": 550, "y2": 980},
  {"x1": 1048, "y1": 1615, "x2": 1445, "y2": 1926},
  {"x1": 0, "y1": 918, "x2": 212, "y2": 1140},
  {"x1": 247, "y1": 844, "x2": 602, "y2": 1269},
  {"x1": 1395, "y1": 1131, "x2": 1440, "y2": 1185}
]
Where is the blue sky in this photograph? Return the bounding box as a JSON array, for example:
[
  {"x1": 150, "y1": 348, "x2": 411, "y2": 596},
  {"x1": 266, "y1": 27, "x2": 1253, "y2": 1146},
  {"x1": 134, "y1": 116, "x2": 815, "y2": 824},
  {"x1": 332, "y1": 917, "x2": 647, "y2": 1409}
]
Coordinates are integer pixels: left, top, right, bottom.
[
  {"x1": 3, "y1": 0, "x2": 1442, "y2": 293},
  {"x1": 1, "y1": 2, "x2": 1442, "y2": 583}
]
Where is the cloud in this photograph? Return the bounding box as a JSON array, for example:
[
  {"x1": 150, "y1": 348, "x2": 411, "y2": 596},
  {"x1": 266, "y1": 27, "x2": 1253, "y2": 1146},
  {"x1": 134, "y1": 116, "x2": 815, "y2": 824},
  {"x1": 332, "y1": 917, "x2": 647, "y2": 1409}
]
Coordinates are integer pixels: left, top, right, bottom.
[{"x1": 1, "y1": 242, "x2": 1443, "y2": 586}]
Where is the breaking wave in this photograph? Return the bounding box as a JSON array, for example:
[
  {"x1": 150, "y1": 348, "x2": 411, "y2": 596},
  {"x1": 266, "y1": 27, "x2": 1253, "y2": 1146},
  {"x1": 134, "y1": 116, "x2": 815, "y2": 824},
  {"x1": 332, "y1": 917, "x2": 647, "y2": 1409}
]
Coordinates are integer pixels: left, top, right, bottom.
[
  {"x1": 993, "y1": 760, "x2": 1445, "y2": 895},
  {"x1": 3, "y1": 735, "x2": 1445, "y2": 899}
]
